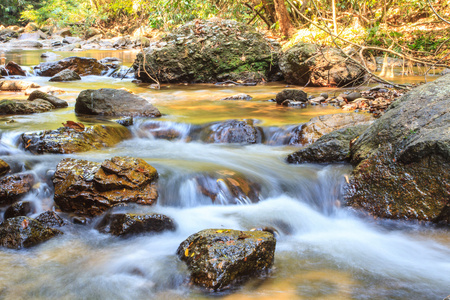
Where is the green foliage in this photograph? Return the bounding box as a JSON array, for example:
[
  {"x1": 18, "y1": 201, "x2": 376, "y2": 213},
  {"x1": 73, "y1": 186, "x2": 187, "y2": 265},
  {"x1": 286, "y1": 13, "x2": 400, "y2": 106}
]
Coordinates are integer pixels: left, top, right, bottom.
[
  {"x1": 0, "y1": 0, "x2": 41, "y2": 25},
  {"x1": 21, "y1": 0, "x2": 90, "y2": 26}
]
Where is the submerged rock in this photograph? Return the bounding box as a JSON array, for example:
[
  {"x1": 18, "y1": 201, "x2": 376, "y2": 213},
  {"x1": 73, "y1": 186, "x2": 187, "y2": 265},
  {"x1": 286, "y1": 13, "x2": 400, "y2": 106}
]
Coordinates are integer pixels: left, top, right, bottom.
[
  {"x1": 53, "y1": 156, "x2": 159, "y2": 216},
  {"x1": 0, "y1": 99, "x2": 54, "y2": 115},
  {"x1": 49, "y1": 69, "x2": 81, "y2": 82},
  {"x1": 22, "y1": 123, "x2": 131, "y2": 154},
  {"x1": 177, "y1": 228, "x2": 276, "y2": 291},
  {"x1": 345, "y1": 74, "x2": 450, "y2": 224},
  {"x1": 289, "y1": 113, "x2": 374, "y2": 145},
  {"x1": 28, "y1": 90, "x2": 68, "y2": 108},
  {"x1": 279, "y1": 42, "x2": 366, "y2": 87},
  {"x1": 201, "y1": 119, "x2": 262, "y2": 144},
  {"x1": 0, "y1": 216, "x2": 62, "y2": 249},
  {"x1": 75, "y1": 88, "x2": 161, "y2": 117},
  {"x1": 287, "y1": 125, "x2": 369, "y2": 164},
  {"x1": 0, "y1": 173, "x2": 35, "y2": 205},
  {"x1": 220, "y1": 94, "x2": 252, "y2": 101},
  {"x1": 34, "y1": 56, "x2": 106, "y2": 77},
  {"x1": 133, "y1": 19, "x2": 279, "y2": 83},
  {"x1": 0, "y1": 80, "x2": 40, "y2": 91},
  {"x1": 96, "y1": 213, "x2": 176, "y2": 236},
  {"x1": 194, "y1": 171, "x2": 261, "y2": 204}
]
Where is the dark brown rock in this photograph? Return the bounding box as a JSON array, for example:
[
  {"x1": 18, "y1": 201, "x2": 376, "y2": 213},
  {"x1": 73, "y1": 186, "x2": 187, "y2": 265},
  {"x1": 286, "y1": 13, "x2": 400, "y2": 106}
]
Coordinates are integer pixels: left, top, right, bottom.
[
  {"x1": 279, "y1": 42, "x2": 366, "y2": 87},
  {"x1": 0, "y1": 159, "x2": 10, "y2": 177},
  {"x1": 49, "y1": 69, "x2": 81, "y2": 82},
  {"x1": 22, "y1": 123, "x2": 131, "y2": 154},
  {"x1": 0, "y1": 216, "x2": 62, "y2": 249},
  {"x1": 201, "y1": 119, "x2": 262, "y2": 144},
  {"x1": 4, "y1": 201, "x2": 34, "y2": 220},
  {"x1": 35, "y1": 211, "x2": 68, "y2": 228},
  {"x1": 53, "y1": 156, "x2": 159, "y2": 216},
  {"x1": 75, "y1": 88, "x2": 161, "y2": 117},
  {"x1": 275, "y1": 89, "x2": 307, "y2": 105},
  {"x1": 96, "y1": 213, "x2": 176, "y2": 236},
  {"x1": 220, "y1": 94, "x2": 252, "y2": 101},
  {"x1": 33, "y1": 56, "x2": 106, "y2": 77},
  {"x1": 27, "y1": 90, "x2": 68, "y2": 108},
  {"x1": 177, "y1": 229, "x2": 276, "y2": 291},
  {"x1": 4, "y1": 61, "x2": 26, "y2": 76},
  {"x1": 0, "y1": 173, "x2": 35, "y2": 205},
  {"x1": 345, "y1": 74, "x2": 450, "y2": 223}
]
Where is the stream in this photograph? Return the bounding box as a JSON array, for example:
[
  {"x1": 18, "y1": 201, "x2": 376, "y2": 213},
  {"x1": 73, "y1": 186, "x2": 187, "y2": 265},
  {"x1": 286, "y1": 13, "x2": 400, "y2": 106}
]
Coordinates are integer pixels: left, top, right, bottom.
[{"x1": 0, "y1": 49, "x2": 449, "y2": 300}]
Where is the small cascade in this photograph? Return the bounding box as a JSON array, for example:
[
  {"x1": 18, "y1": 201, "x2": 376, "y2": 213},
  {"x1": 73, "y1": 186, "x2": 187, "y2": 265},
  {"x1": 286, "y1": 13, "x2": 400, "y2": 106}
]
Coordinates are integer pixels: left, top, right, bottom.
[{"x1": 133, "y1": 120, "x2": 194, "y2": 141}]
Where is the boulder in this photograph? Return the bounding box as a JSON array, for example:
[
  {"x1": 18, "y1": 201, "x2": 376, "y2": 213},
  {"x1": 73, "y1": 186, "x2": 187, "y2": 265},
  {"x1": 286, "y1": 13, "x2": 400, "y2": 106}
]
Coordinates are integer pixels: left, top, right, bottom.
[
  {"x1": 49, "y1": 69, "x2": 81, "y2": 82},
  {"x1": 75, "y1": 88, "x2": 161, "y2": 117},
  {"x1": 0, "y1": 28, "x2": 18, "y2": 41},
  {"x1": 9, "y1": 40, "x2": 43, "y2": 48},
  {"x1": 22, "y1": 123, "x2": 131, "y2": 154},
  {"x1": 4, "y1": 201, "x2": 34, "y2": 220},
  {"x1": 0, "y1": 216, "x2": 62, "y2": 249},
  {"x1": 279, "y1": 42, "x2": 366, "y2": 87},
  {"x1": 0, "y1": 99, "x2": 54, "y2": 115},
  {"x1": 345, "y1": 74, "x2": 450, "y2": 224},
  {"x1": 0, "y1": 159, "x2": 10, "y2": 177},
  {"x1": 96, "y1": 213, "x2": 176, "y2": 236},
  {"x1": 177, "y1": 228, "x2": 276, "y2": 291},
  {"x1": 289, "y1": 113, "x2": 374, "y2": 145},
  {"x1": 0, "y1": 173, "x2": 35, "y2": 206},
  {"x1": 35, "y1": 211, "x2": 68, "y2": 228},
  {"x1": 194, "y1": 171, "x2": 261, "y2": 204},
  {"x1": 27, "y1": 90, "x2": 68, "y2": 108},
  {"x1": 0, "y1": 80, "x2": 40, "y2": 91},
  {"x1": 286, "y1": 125, "x2": 369, "y2": 164},
  {"x1": 4, "y1": 61, "x2": 26, "y2": 76},
  {"x1": 200, "y1": 119, "x2": 262, "y2": 144},
  {"x1": 133, "y1": 19, "x2": 279, "y2": 83},
  {"x1": 275, "y1": 89, "x2": 307, "y2": 105},
  {"x1": 53, "y1": 156, "x2": 159, "y2": 216},
  {"x1": 33, "y1": 56, "x2": 106, "y2": 77}
]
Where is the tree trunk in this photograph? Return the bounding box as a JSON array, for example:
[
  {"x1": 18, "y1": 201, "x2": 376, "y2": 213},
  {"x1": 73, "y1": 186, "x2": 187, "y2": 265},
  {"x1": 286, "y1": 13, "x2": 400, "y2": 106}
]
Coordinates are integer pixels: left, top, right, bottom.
[{"x1": 273, "y1": 0, "x2": 293, "y2": 38}]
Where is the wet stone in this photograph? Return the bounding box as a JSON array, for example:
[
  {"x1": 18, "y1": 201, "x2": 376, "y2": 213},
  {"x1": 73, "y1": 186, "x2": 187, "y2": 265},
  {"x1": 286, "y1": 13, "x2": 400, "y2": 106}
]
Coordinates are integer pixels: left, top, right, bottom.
[
  {"x1": 0, "y1": 216, "x2": 62, "y2": 249},
  {"x1": 177, "y1": 228, "x2": 276, "y2": 291},
  {"x1": 0, "y1": 159, "x2": 10, "y2": 177},
  {"x1": 0, "y1": 173, "x2": 35, "y2": 206},
  {"x1": 275, "y1": 89, "x2": 307, "y2": 105},
  {"x1": 35, "y1": 211, "x2": 68, "y2": 228},
  {"x1": 27, "y1": 90, "x2": 68, "y2": 108},
  {"x1": 4, "y1": 201, "x2": 34, "y2": 220},
  {"x1": 96, "y1": 213, "x2": 176, "y2": 236}
]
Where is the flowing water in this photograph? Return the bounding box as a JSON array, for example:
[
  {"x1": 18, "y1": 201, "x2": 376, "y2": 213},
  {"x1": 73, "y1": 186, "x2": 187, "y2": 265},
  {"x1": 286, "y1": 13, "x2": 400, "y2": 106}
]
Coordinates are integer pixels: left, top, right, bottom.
[{"x1": 0, "y1": 50, "x2": 448, "y2": 300}]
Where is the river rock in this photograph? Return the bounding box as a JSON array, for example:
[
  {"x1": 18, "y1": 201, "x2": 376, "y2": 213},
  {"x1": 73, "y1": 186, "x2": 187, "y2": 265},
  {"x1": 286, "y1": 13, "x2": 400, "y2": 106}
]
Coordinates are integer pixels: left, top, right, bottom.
[
  {"x1": 133, "y1": 19, "x2": 279, "y2": 83},
  {"x1": 220, "y1": 94, "x2": 252, "y2": 101},
  {"x1": 4, "y1": 61, "x2": 26, "y2": 76},
  {"x1": 49, "y1": 69, "x2": 81, "y2": 82},
  {"x1": 0, "y1": 216, "x2": 62, "y2": 249},
  {"x1": 0, "y1": 80, "x2": 40, "y2": 91},
  {"x1": 0, "y1": 99, "x2": 54, "y2": 115},
  {"x1": 279, "y1": 42, "x2": 366, "y2": 87},
  {"x1": 35, "y1": 211, "x2": 68, "y2": 228},
  {"x1": 96, "y1": 213, "x2": 176, "y2": 236},
  {"x1": 0, "y1": 28, "x2": 18, "y2": 41},
  {"x1": 177, "y1": 228, "x2": 276, "y2": 291},
  {"x1": 344, "y1": 74, "x2": 450, "y2": 223},
  {"x1": 75, "y1": 88, "x2": 161, "y2": 117},
  {"x1": 53, "y1": 156, "x2": 159, "y2": 216},
  {"x1": 9, "y1": 40, "x2": 43, "y2": 49},
  {"x1": 0, "y1": 173, "x2": 35, "y2": 206},
  {"x1": 194, "y1": 171, "x2": 261, "y2": 204},
  {"x1": 201, "y1": 119, "x2": 262, "y2": 144},
  {"x1": 0, "y1": 159, "x2": 10, "y2": 177},
  {"x1": 275, "y1": 89, "x2": 307, "y2": 105},
  {"x1": 4, "y1": 201, "x2": 34, "y2": 220},
  {"x1": 286, "y1": 125, "x2": 369, "y2": 164},
  {"x1": 289, "y1": 113, "x2": 375, "y2": 145},
  {"x1": 22, "y1": 123, "x2": 131, "y2": 154},
  {"x1": 34, "y1": 56, "x2": 106, "y2": 77},
  {"x1": 27, "y1": 90, "x2": 68, "y2": 108}
]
